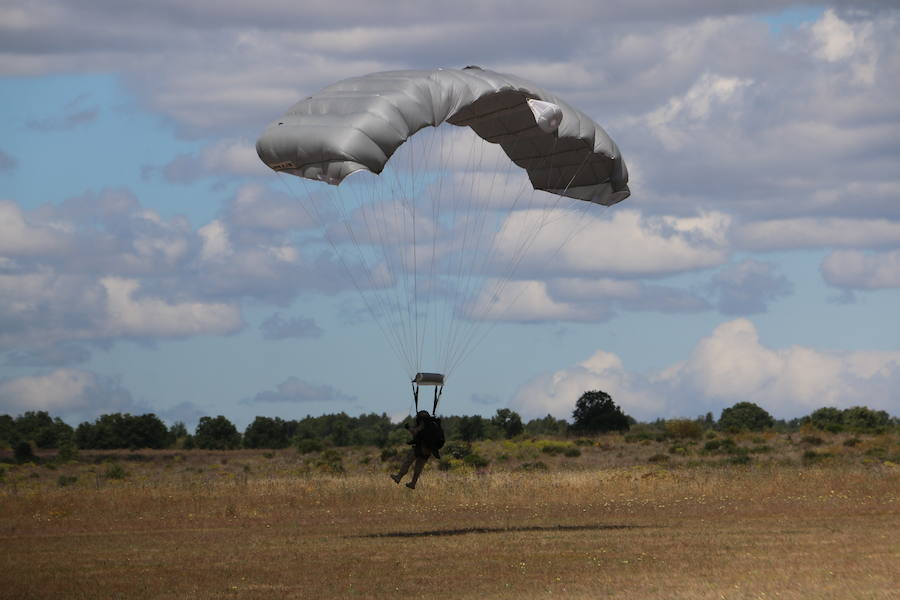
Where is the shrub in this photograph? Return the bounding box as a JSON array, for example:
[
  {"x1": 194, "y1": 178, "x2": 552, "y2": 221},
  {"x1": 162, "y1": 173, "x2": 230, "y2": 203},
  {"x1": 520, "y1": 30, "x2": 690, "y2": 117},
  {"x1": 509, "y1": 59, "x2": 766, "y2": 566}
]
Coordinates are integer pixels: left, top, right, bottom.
[
  {"x1": 57, "y1": 475, "x2": 78, "y2": 487},
  {"x1": 463, "y1": 453, "x2": 489, "y2": 468},
  {"x1": 104, "y1": 463, "x2": 127, "y2": 480},
  {"x1": 444, "y1": 440, "x2": 472, "y2": 460},
  {"x1": 563, "y1": 447, "x2": 582, "y2": 458},
  {"x1": 801, "y1": 435, "x2": 824, "y2": 446},
  {"x1": 379, "y1": 447, "x2": 399, "y2": 462},
  {"x1": 648, "y1": 453, "x2": 669, "y2": 463},
  {"x1": 315, "y1": 449, "x2": 344, "y2": 474},
  {"x1": 724, "y1": 454, "x2": 752, "y2": 466},
  {"x1": 194, "y1": 415, "x2": 241, "y2": 450},
  {"x1": 541, "y1": 442, "x2": 571, "y2": 456},
  {"x1": 296, "y1": 438, "x2": 324, "y2": 454},
  {"x1": 843, "y1": 437, "x2": 861, "y2": 447},
  {"x1": 665, "y1": 419, "x2": 704, "y2": 440},
  {"x1": 719, "y1": 402, "x2": 774, "y2": 432},
  {"x1": 518, "y1": 461, "x2": 548, "y2": 471},
  {"x1": 703, "y1": 438, "x2": 736, "y2": 453},
  {"x1": 14, "y1": 441, "x2": 35, "y2": 464}
]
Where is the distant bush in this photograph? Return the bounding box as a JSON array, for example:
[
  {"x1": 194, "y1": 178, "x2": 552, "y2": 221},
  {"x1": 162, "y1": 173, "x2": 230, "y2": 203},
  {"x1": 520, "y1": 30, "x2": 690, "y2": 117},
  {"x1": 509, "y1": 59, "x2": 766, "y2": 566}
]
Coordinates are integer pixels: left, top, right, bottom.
[
  {"x1": 665, "y1": 419, "x2": 704, "y2": 440},
  {"x1": 379, "y1": 446, "x2": 399, "y2": 462},
  {"x1": 518, "y1": 461, "x2": 548, "y2": 471},
  {"x1": 843, "y1": 438, "x2": 861, "y2": 447},
  {"x1": 444, "y1": 441, "x2": 472, "y2": 460},
  {"x1": 315, "y1": 449, "x2": 344, "y2": 474},
  {"x1": 57, "y1": 475, "x2": 78, "y2": 487},
  {"x1": 540, "y1": 442, "x2": 572, "y2": 456},
  {"x1": 14, "y1": 441, "x2": 35, "y2": 464},
  {"x1": 296, "y1": 438, "x2": 324, "y2": 454},
  {"x1": 703, "y1": 438, "x2": 736, "y2": 453},
  {"x1": 804, "y1": 406, "x2": 893, "y2": 434},
  {"x1": 719, "y1": 402, "x2": 774, "y2": 432},
  {"x1": 194, "y1": 416, "x2": 241, "y2": 450},
  {"x1": 563, "y1": 447, "x2": 582, "y2": 458},
  {"x1": 648, "y1": 453, "x2": 669, "y2": 463},
  {"x1": 724, "y1": 454, "x2": 752, "y2": 466},
  {"x1": 800, "y1": 435, "x2": 824, "y2": 446},
  {"x1": 104, "y1": 463, "x2": 127, "y2": 480},
  {"x1": 463, "y1": 453, "x2": 489, "y2": 468}
]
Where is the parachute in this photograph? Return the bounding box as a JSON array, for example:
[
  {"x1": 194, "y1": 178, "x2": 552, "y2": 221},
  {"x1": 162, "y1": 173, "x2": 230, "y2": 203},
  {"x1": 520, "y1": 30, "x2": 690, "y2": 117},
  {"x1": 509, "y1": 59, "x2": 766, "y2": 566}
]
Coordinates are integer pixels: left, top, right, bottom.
[{"x1": 256, "y1": 67, "x2": 629, "y2": 409}]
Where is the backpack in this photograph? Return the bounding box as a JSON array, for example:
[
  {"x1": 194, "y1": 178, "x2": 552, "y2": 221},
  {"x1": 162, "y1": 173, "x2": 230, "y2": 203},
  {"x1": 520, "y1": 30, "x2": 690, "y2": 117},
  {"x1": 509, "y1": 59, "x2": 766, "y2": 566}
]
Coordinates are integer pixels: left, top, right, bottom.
[{"x1": 421, "y1": 416, "x2": 445, "y2": 450}]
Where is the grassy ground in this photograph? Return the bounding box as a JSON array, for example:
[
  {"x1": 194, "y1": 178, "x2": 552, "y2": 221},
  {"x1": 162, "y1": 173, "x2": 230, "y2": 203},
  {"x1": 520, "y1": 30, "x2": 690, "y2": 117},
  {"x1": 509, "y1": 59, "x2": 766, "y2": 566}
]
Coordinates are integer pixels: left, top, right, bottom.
[{"x1": 1, "y1": 432, "x2": 898, "y2": 599}]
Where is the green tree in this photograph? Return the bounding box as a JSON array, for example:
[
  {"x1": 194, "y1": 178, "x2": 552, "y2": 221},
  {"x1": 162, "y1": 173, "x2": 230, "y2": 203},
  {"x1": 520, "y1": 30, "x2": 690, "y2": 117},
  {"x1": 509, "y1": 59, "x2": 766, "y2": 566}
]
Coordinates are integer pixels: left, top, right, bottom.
[
  {"x1": 842, "y1": 406, "x2": 892, "y2": 433},
  {"x1": 806, "y1": 407, "x2": 845, "y2": 432},
  {"x1": 194, "y1": 415, "x2": 241, "y2": 450},
  {"x1": 571, "y1": 390, "x2": 630, "y2": 434},
  {"x1": 14, "y1": 411, "x2": 73, "y2": 449},
  {"x1": 718, "y1": 402, "x2": 774, "y2": 432},
  {"x1": 491, "y1": 409, "x2": 524, "y2": 439},
  {"x1": 524, "y1": 414, "x2": 568, "y2": 436},
  {"x1": 0, "y1": 414, "x2": 19, "y2": 447},
  {"x1": 457, "y1": 415, "x2": 487, "y2": 442},
  {"x1": 243, "y1": 416, "x2": 291, "y2": 449},
  {"x1": 74, "y1": 413, "x2": 167, "y2": 449}
]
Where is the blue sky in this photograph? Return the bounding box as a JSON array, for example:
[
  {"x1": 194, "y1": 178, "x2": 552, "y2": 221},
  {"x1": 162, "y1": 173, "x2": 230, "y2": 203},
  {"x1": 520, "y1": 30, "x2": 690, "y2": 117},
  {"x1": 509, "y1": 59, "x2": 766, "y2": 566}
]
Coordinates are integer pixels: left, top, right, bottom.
[{"x1": 1, "y1": 1, "x2": 899, "y2": 429}]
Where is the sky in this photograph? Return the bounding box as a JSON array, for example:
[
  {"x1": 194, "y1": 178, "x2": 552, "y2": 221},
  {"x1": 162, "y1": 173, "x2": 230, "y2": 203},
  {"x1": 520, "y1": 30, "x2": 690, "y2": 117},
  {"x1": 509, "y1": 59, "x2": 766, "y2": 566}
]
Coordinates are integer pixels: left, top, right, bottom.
[{"x1": 1, "y1": 1, "x2": 899, "y2": 429}]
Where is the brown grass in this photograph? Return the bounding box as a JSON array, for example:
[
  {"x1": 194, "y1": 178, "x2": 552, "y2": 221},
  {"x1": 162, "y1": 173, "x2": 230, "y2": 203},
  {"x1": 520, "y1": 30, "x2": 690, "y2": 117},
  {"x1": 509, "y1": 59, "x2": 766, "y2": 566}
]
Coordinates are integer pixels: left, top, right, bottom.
[{"x1": 1, "y1": 437, "x2": 898, "y2": 599}]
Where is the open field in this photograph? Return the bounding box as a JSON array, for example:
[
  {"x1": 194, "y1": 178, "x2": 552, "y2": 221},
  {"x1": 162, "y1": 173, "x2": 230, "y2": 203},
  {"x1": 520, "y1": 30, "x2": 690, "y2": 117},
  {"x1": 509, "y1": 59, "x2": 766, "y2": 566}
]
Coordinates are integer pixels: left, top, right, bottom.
[{"x1": 1, "y1": 434, "x2": 898, "y2": 599}]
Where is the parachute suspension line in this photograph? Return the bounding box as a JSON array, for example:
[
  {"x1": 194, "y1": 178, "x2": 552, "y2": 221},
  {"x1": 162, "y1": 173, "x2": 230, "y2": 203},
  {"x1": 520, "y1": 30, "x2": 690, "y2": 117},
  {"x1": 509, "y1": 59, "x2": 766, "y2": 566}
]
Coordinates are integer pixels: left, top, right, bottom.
[
  {"x1": 445, "y1": 150, "x2": 597, "y2": 377},
  {"x1": 274, "y1": 174, "x2": 412, "y2": 374},
  {"x1": 411, "y1": 381, "x2": 443, "y2": 416},
  {"x1": 335, "y1": 181, "x2": 417, "y2": 375},
  {"x1": 352, "y1": 171, "x2": 412, "y2": 372},
  {"x1": 444, "y1": 136, "x2": 565, "y2": 377},
  {"x1": 439, "y1": 127, "x2": 492, "y2": 375},
  {"x1": 442, "y1": 132, "x2": 536, "y2": 376}
]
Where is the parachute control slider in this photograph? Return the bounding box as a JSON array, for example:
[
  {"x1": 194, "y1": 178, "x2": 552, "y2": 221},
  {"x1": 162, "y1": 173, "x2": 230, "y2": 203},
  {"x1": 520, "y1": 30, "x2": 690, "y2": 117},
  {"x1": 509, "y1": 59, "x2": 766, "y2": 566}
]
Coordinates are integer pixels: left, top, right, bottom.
[{"x1": 412, "y1": 372, "x2": 444, "y2": 415}]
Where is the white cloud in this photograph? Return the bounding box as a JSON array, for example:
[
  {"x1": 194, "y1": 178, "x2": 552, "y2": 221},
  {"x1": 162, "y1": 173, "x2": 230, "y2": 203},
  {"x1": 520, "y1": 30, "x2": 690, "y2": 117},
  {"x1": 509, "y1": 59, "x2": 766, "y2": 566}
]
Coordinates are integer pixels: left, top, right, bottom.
[
  {"x1": 821, "y1": 249, "x2": 900, "y2": 289},
  {"x1": 512, "y1": 318, "x2": 900, "y2": 420},
  {"x1": 242, "y1": 376, "x2": 356, "y2": 404},
  {"x1": 736, "y1": 217, "x2": 900, "y2": 251},
  {"x1": 643, "y1": 72, "x2": 753, "y2": 151},
  {"x1": 101, "y1": 277, "x2": 242, "y2": 338},
  {"x1": 0, "y1": 200, "x2": 70, "y2": 256},
  {"x1": 492, "y1": 209, "x2": 731, "y2": 277},
  {"x1": 0, "y1": 368, "x2": 138, "y2": 418}
]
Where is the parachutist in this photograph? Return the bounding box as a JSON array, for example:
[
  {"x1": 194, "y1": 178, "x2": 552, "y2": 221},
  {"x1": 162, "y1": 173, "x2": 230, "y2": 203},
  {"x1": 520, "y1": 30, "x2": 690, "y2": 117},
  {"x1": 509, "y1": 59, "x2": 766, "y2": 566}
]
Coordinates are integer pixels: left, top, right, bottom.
[{"x1": 391, "y1": 410, "x2": 444, "y2": 490}]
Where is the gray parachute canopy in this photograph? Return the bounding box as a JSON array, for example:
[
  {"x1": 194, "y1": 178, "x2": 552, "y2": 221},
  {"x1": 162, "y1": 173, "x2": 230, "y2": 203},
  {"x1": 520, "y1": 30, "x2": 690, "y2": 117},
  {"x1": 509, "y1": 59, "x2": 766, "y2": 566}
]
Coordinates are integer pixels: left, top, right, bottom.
[{"x1": 256, "y1": 66, "x2": 629, "y2": 206}]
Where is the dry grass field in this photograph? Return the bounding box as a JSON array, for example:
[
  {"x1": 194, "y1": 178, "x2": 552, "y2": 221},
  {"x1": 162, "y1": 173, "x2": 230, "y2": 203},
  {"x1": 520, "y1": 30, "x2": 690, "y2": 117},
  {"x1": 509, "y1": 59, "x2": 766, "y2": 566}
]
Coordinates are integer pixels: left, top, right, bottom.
[{"x1": 1, "y1": 433, "x2": 898, "y2": 599}]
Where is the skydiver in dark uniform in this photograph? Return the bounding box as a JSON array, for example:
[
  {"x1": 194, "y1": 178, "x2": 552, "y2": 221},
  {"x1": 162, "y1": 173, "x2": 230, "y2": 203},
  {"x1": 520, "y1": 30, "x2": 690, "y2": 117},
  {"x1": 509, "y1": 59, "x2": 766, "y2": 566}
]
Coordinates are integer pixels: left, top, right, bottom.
[{"x1": 391, "y1": 410, "x2": 443, "y2": 489}]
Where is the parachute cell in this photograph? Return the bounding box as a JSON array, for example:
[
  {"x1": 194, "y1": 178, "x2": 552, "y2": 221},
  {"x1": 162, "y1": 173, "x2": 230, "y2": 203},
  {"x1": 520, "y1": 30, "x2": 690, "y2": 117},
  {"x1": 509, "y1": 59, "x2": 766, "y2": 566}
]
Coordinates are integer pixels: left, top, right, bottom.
[{"x1": 257, "y1": 66, "x2": 629, "y2": 206}]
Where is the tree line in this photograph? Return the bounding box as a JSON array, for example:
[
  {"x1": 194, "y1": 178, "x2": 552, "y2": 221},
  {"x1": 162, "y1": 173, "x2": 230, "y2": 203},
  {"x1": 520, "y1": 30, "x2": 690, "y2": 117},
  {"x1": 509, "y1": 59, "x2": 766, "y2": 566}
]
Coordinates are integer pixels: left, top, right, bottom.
[{"x1": 1, "y1": 392, "x2": 896, "y2": 454}]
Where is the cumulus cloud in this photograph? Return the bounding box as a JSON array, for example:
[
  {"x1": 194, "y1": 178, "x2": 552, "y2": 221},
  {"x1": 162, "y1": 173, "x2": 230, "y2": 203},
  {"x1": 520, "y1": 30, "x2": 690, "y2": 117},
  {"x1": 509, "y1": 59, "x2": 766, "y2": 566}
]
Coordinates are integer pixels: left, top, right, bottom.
[
  {"x1": 3, "y1": 343, "x2": 92, "y2": 367},
  {"x1": 0, "y1": 368, "x2": 140, "y2": 420},
  {"x1": 491, "y1": 209, "x2": 732, "y2": 278},
  {"x1": 241, "y1": 376, "x2": 356, "y2": 404},
  {"x1": 821, "y1": 249, "x2": 900, "y2": 289},
  {"x1": 511, "y1": 318, "x2": 900, "y2": 421},
  {"x1": 259, "y1": 312, "x2": 323, "y2": 340},
  {"x1": 147, "y1": 139, "x2": 271, "y2": 182},
  {"x1": 735, "y1": 218, "x2": 900, "y2": 251},
  {"x1": 708, "y1": 259, "x2": 793, "y2": 314},
  {"x1": 466, "y1": 276, "x2": 709, "y2": 323}
]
